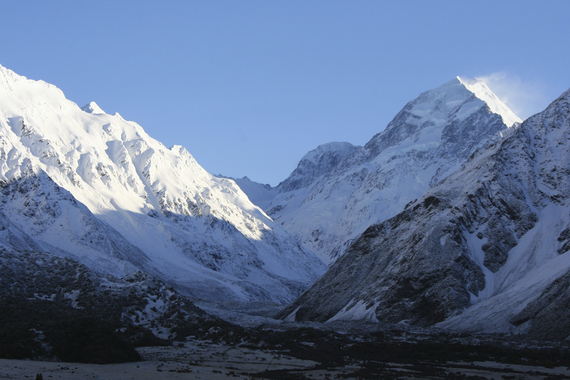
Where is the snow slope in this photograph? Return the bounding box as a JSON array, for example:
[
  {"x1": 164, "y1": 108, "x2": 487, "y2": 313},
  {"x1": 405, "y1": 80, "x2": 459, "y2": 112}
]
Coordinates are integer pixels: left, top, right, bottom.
[
  {"x1": 0, "y1": 64, "x2": 325, "y2": 304},
  {"x1": 261, "y1": 77, "x2": 520, "y2": 264},
  {"x1": 222, "y1": 176, "x2": 278, "y2": 210},
  {"x1": 278, "y1": 87, "x2": 570, "y2": 341}
]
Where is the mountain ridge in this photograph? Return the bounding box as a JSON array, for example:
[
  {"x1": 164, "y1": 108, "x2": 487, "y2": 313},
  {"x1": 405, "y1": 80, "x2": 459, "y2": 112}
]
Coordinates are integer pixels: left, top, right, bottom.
[{"x1": 0, "y1": 64, "x2": 326, "y2": 305}]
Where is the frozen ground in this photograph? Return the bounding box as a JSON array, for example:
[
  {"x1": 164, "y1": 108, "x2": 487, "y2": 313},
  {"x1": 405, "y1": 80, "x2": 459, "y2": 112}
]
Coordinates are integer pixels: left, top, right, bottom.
[
  {"x1": 0, "y1": 342, "x2": 319, "y2": 380},
  {"x1": 2, "y1": 340, "x2": 570, "y2": 380}
]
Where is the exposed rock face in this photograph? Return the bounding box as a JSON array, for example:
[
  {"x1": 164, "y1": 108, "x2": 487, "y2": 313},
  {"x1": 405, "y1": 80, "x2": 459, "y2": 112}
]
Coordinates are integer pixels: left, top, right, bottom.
[
  {"x1": 277, "y1": 142, "x2": 358, "y2": 193},
  {"x1": 261, "y1": 78, "x2": 520, "y2": 264},
  {"x1": 510, "y1": 270, "x2": 570, "y2": 341},
  {"x1": 278, "y1": 88, "x2": 570, "y2": 340},
  {"x1": 0, "y1": 171, "x2": 150, "y2": 275}
]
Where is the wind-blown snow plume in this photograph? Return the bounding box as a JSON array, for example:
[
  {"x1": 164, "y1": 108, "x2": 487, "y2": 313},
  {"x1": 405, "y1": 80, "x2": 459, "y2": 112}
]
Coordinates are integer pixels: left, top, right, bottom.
[{"x1": 475, "y1": 71, "x2": 549, "y2": 120}]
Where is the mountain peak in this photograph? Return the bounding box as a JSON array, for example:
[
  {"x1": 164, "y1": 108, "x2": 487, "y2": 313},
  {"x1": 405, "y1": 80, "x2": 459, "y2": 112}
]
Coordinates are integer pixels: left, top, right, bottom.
[
  {"x1": 362, "y1": 76, "x2": 521, "y2": 159},
  {"x1": 81, "y1": 101, "x2": 105, "y2": 115},
  {"x1": 300, "y1": 142, "x2": 357, "y2": 164},
  {"x1": 458, "y1": 76, "x2": 522, "y2": 127},
  {"x1": 397, "y1": 77, "x2": 521, "y2": 129},
  {"x1": 277, "y1": 142, "x2": 357, "y2": 192},
  {"x1": 404, "y1": 76, "x2": 520, "y2": 128}
]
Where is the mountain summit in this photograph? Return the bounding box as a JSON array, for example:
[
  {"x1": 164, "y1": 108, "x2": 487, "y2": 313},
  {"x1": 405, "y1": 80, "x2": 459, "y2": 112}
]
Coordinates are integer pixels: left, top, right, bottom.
[
  {"x1": 260, "y1": 77, "x2": 520, "y2": 264},
  {"x1": 457, "y1": 77, "x2": 520, "y2": 127}
]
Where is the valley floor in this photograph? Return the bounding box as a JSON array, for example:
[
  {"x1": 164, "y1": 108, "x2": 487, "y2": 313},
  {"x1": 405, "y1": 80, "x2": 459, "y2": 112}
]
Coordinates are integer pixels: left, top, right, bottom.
[{"x1": 2, "y1": 339, "x2": 570, "y2": 380}]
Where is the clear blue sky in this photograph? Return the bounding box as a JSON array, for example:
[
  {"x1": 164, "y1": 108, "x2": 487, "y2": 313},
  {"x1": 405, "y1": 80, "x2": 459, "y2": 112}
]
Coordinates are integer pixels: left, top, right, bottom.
[{"x1": 2, "y1": 1, "x2": 569, "y2": 186}]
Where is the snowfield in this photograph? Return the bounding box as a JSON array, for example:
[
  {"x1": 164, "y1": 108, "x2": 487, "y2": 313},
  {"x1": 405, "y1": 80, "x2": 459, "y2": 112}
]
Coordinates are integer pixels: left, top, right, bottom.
[{"x1": 0, "y1": 64, "x2": 325, "y2": 305}]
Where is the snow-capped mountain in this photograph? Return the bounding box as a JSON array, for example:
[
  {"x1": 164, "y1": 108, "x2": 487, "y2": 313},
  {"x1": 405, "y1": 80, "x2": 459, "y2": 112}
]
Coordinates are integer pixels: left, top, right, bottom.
[
  {"x1": 278, "y1": 86, "x2": 570, "y2": 341},
  {"x1": 0, "y1": 64, "x2": 325, "y2": 304},
  {"x1": 259, "y1": 77, "x2": 521, "y2": 264}
]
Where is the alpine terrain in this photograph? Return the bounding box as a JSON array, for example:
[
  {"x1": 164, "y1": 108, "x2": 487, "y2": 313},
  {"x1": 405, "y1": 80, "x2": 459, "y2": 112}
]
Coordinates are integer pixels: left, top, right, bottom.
[
  {"x1": 0, "y1": 64, "x2": 325, "y2": 306},
  {"x1": 240, "y1": 77, "x2": 521, "y2": 264},
  {"x1": 278, "y1": 86, "x2": 570, "y2": 341}
]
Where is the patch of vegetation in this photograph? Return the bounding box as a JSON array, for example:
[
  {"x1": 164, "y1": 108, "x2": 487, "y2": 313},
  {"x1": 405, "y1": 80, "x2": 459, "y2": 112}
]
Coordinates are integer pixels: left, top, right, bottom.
[
  {"x1": 0, "y1": 296, "x2": 140, "y2": 363},
  {"x1": 0, "y1": 249, "x2": 245, "y2": 363}
]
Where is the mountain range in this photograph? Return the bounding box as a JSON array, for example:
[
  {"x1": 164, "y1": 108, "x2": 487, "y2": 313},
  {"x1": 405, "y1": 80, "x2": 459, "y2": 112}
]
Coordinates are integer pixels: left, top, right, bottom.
[{"x1": 2, "y1": 63, "x2": 570, "y2": 345}]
